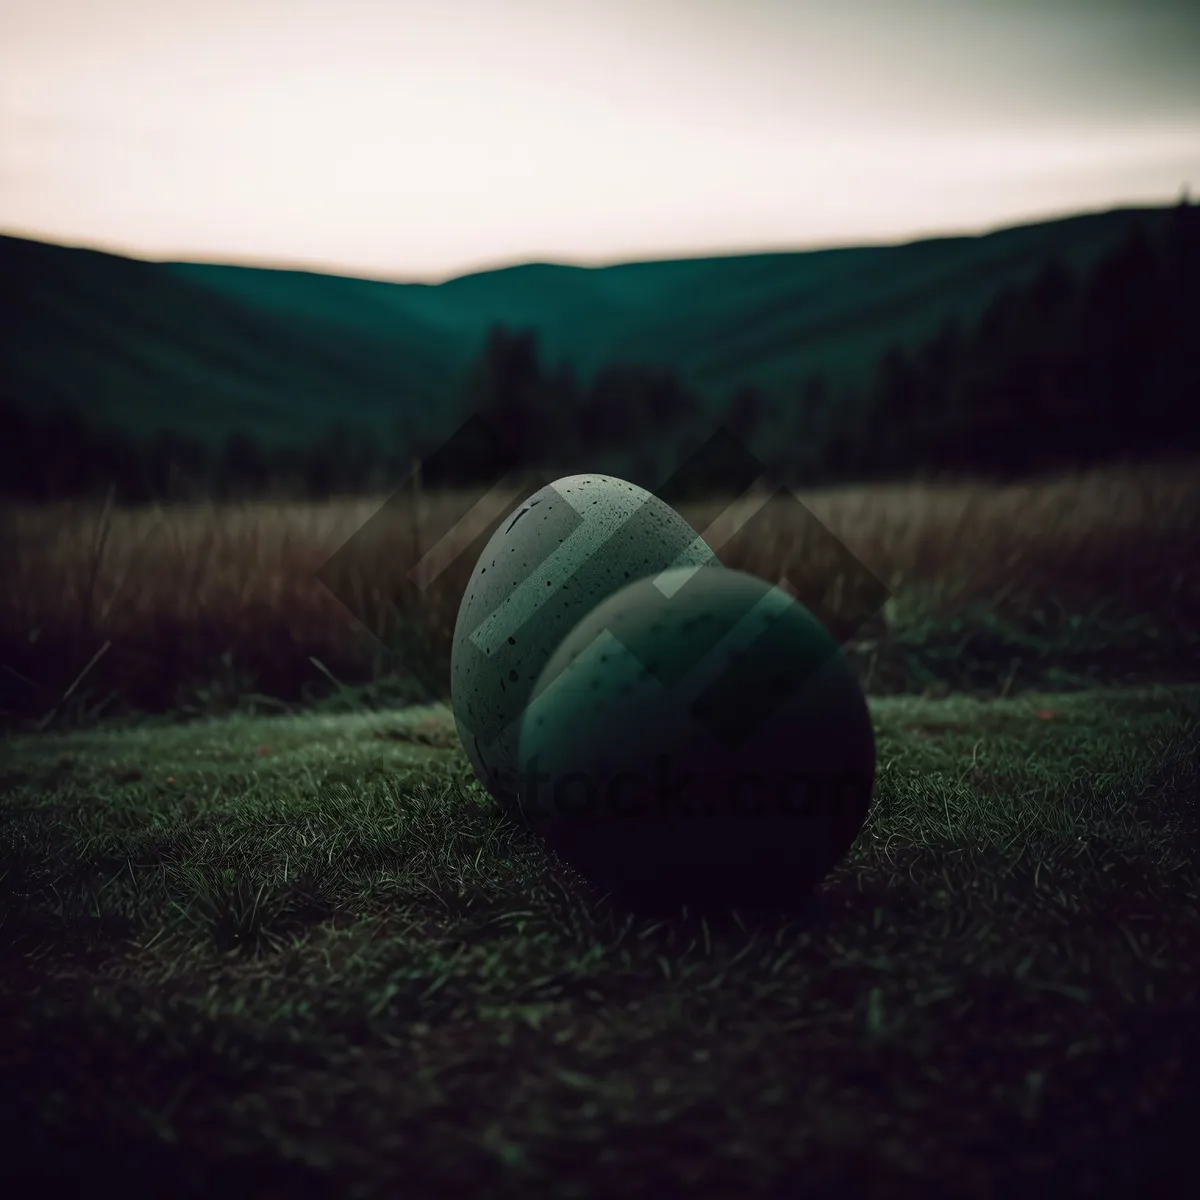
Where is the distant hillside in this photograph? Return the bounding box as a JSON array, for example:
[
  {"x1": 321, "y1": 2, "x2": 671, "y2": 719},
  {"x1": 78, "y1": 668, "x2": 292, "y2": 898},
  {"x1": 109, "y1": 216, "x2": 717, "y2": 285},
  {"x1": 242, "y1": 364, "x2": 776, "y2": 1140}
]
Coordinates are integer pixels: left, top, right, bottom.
[{"x1": 2, "y1": 205, "x2": 1177, "y2": 458}]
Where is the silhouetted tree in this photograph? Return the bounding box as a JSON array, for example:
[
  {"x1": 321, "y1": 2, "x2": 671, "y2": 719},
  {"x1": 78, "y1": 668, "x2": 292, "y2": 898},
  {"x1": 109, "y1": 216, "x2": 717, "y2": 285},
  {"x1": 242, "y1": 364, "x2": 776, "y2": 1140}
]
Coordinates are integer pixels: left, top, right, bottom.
[
  {"x1": 463, "y1": 324, "x2": 551, "y2": 468},
  {"x1": 1076, "y1": 227, "x2": 1161, "y2": 456},
  {"x1": 579, "y1": 362, "x2": 700, "y2": 453},
  {"x1": 722, "y1": 385, "x2": 766, "y2": 441},
  {"x1": 0, "y1": 396, "x2": 35, "y2": 498},
  {"x1": 1146, "y1": 199, "x2": 1200, "y2": 443},
  {"x1": 869, "y1": 346, "x2": 923, "y2": 468},
  {"x1": 840, "y1": 216, "x2": 1200, "y2": 480},
  {"x1": 219, "y1": 430, "x2": 271, "y2": 496},
  {"x1": 542, "y1": 361, "x2": 585, "y2": 469}
]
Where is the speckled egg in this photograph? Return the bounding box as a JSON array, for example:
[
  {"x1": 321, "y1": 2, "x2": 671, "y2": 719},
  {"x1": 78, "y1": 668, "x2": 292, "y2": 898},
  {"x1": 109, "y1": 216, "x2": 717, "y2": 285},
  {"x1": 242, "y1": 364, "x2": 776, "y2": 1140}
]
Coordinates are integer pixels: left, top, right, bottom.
[
  {"x1": 451, "y1": 474, "x2": 719, "y2": 820},
  {"x1": 515, "y1": 566, "x2": 876, "y2": 911}
]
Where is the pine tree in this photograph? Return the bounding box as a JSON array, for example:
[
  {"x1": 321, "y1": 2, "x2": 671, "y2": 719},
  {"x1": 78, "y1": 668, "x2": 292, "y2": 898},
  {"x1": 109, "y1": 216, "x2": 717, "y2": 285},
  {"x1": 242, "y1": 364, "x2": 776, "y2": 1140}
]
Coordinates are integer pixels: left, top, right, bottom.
[{"x1": 463, "y1": 324, "x2": 549, "y2": 469}]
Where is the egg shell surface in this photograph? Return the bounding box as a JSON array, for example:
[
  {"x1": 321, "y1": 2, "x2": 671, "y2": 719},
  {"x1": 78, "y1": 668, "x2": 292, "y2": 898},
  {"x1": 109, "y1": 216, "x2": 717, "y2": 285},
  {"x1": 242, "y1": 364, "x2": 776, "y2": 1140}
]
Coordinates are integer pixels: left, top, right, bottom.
[
  {"x1": 451, "y1": 474, "x2": 718, "y2": 819},
  {"x1": 516, "y1": 566, "x2": 876, "y2": 910}
]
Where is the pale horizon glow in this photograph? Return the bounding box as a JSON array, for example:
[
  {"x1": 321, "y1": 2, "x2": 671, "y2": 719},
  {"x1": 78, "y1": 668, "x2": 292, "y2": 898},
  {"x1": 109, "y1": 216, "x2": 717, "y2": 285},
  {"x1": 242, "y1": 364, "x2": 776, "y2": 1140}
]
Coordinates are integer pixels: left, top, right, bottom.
[{"x1": 2, "y1": 0, "x2": 1197, "y2": 283}]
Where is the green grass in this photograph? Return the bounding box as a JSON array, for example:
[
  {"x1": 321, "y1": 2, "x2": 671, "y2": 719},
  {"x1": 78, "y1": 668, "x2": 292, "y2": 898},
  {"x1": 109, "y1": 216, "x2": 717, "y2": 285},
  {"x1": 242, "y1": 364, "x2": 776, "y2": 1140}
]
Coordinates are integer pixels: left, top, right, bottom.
[{"x1": 2, "y1": 685, "x2": 1198, "y2": 1197}]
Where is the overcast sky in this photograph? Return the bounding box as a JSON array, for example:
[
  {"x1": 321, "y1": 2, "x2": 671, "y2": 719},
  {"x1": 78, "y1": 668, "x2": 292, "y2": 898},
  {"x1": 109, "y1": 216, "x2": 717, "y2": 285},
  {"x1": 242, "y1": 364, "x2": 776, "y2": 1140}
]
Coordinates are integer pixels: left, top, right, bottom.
[{"x1": 2, "y1": 0, "x2": 1197, "y2": 281}]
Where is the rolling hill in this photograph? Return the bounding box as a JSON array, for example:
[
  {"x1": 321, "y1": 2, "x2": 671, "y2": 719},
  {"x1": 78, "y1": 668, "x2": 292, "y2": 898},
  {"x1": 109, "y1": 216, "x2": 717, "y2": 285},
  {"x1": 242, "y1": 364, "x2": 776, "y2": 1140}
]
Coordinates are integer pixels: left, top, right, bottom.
[{"x1": 2, "y1": 205, "x2": 1177, "y2": 455}]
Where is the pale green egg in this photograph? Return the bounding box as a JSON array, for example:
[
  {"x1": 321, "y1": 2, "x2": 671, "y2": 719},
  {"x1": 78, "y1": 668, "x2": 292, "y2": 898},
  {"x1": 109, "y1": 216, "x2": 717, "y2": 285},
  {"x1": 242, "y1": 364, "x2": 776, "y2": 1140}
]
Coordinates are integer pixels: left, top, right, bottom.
[{"x1": 451, "y1": 474, "x2": 719, "y2": 820}]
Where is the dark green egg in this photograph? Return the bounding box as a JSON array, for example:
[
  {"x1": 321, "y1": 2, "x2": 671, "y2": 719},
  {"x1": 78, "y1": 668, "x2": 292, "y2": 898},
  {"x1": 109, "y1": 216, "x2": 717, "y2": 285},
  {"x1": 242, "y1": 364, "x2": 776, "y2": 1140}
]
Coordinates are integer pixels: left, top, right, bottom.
[{"x1": 517, "y1": 566, "x2": 876, "y2": 910}]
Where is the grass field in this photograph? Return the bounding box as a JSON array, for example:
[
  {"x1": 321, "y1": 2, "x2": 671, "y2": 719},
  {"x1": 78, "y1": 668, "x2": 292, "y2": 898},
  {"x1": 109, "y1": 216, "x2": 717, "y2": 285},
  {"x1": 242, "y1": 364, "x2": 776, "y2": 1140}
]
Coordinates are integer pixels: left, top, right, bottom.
[
  {"x1": 3, "y1": 463, "x2": 1198, "y2": 729},
  {"x1": 1, "y1": 685, "x2": 1198, "y2": 1197},
  {"x1": 2, "y1": 464, "x2": 1198, "y2": 1196}
]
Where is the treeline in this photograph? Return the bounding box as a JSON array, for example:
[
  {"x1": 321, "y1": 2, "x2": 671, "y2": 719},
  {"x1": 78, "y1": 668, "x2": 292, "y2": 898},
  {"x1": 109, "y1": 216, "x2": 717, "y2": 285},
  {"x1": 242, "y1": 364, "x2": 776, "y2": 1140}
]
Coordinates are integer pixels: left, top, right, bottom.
[
  {"x1": 2, "y1": 201, "x2": 1197, "y2": 503},
  {"x1": 836, "y1": 197, "x2": 1200, "y2": 479},
  {"x1": 0, "y1": 404, "x2": 412, "y2": 504}
]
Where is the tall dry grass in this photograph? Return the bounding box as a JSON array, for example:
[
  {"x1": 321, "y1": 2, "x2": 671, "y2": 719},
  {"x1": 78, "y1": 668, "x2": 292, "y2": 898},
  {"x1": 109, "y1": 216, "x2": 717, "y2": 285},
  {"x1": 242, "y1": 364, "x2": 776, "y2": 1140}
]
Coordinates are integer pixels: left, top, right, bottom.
[{"x1": 2, "y1": 463, "x2": 1198, "y2": 726}]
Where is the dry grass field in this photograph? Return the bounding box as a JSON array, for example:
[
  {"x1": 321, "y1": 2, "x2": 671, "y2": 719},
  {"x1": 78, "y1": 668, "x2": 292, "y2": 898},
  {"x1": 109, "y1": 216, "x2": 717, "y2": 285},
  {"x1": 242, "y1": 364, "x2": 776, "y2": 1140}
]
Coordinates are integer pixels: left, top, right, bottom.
[{"x1": 2, "y1": 463, "x2": 1198, "y2": 729}]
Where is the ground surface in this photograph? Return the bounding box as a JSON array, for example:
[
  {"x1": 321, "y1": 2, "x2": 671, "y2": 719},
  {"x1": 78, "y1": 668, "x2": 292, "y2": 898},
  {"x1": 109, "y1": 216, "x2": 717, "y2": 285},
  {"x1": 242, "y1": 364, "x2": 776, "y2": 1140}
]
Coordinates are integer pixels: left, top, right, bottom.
[{"x1": 2, "y1": 685, "x2": 1197, "y2": 1198}]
